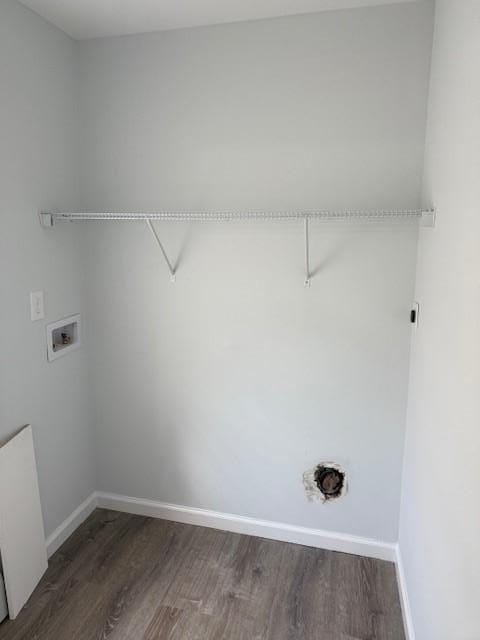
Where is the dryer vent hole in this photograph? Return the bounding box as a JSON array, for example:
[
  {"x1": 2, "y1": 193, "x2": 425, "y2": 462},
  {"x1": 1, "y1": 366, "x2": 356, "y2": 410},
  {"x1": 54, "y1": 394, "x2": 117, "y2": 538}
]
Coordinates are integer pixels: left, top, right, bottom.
[{"x1": 314, "y1": 465, "x2": 345, "y2": 500}]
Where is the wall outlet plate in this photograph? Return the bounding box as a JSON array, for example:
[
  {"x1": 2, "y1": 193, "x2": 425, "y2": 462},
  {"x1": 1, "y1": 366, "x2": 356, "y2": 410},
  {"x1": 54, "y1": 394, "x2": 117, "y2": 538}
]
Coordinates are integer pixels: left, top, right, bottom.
[
  {"x1": 46, "y1": 314, "x2": 81, "y2": 362},
  {"x1": 30, "y1": 291, "x2": 45, "y2": 322}
]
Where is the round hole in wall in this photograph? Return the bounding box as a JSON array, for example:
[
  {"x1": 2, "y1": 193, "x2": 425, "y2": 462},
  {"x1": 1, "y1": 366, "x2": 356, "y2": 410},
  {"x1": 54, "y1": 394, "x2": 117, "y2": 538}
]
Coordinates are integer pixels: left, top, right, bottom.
[{"x1": 314, "y1": 465, "x2": 345, "y2": 500}]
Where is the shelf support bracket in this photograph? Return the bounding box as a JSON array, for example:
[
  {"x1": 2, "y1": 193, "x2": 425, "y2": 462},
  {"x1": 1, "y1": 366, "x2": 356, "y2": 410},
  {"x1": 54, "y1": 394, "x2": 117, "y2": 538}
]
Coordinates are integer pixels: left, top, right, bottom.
[
  {"x1": 304, "y1": 217, "x2": 311, "y2": 287},
  {"x1": 145, "y1": 219, "x2": 176, "y2": 282}
]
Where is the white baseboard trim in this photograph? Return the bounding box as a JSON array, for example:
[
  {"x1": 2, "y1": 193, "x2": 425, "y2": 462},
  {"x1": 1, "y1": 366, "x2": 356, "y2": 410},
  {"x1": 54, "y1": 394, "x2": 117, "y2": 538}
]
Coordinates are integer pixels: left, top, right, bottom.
[
  {"x1": 96, "y1": 491, "x2": 396, "y2": 562},
  {"x1": 395, "y1": 544, "x2": 415, "y2": 640},
  {"x1": 45, "y1": 492, "x2": 98, "y2": 558}
]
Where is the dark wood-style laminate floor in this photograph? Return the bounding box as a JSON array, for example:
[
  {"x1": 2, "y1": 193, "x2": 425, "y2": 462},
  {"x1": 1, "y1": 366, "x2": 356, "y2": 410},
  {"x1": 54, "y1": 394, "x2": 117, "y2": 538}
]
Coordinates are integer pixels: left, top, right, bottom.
[{"x1": 0, "y1": 509, "x2": 405, "y2": 640}]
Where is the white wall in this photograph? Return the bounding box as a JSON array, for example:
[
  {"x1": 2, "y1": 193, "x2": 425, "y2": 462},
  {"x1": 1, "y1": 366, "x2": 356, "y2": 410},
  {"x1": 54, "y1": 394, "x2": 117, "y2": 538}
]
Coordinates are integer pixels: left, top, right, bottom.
[
  {"x1": 0, "y1": 0, "x2": 96, "y2": 537},
  {"x1": 399, "y1": 1, "x2": 480, "y2": 638},
  {"x1": 80, "y1": 2, "x2": 433, "y2": 542}
]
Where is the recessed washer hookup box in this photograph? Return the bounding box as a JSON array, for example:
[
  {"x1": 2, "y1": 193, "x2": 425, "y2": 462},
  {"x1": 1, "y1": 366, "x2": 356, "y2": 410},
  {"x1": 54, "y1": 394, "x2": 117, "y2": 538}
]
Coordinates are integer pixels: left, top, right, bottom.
[{"x1": 46, "y1": 314, "x2": 81, "y2": 362}]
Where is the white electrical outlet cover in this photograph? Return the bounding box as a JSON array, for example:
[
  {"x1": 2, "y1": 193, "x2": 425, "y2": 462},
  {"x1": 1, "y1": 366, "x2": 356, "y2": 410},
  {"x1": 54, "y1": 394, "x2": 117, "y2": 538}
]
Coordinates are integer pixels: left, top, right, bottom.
[{"x1": 30, "y1": 291, "x2": 45, "y2": 322}]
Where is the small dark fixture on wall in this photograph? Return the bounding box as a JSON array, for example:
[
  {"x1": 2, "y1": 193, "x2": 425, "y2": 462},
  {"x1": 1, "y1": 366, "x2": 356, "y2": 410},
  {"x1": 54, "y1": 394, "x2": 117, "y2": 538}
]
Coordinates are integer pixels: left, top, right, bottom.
[
  {"x1": 314, "y1": 465, "x2": 345, "y2": 500},
  {"x1": 410, "y1": 302, "x2": 420, "y2": 326}
]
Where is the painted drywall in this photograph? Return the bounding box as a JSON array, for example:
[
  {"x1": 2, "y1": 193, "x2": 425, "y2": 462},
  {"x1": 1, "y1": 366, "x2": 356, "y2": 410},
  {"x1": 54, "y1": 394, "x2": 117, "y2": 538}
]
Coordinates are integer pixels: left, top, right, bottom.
[
  {"x1": 0, "y1": 0, "x2": 96, "y2": 537},
  {"x1": 18, "y1": 0, "x2": 420, "y2": 40},
  {"x1": 399, "y1": 1, "x2": 480, "y2": 638},
  {"x1": 79, "y1": 2, "x2": 433, "y2": 542}
]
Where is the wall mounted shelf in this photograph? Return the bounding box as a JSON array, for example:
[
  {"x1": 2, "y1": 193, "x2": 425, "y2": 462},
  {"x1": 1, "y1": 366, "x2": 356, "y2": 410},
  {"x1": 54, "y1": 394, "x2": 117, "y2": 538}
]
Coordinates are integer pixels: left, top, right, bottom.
[
  {"x1": 39, "y1": 209, "x2": 435, "y2": 225},
  {"x1": 40, "y1": 209, "x2": 436, "y2": 285}
]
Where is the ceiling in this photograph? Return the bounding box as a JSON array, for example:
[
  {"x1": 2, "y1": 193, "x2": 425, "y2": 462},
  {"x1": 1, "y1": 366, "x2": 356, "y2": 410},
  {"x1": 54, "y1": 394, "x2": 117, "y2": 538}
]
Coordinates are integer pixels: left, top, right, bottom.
[{"x1": 18, "y1": 0, "x2": 419, "y2": 40}]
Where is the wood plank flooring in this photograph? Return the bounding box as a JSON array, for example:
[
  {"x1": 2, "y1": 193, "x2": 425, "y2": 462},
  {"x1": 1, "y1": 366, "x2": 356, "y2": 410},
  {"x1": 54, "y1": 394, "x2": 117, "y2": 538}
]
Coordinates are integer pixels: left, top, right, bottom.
[{"x1": 0, "y1": 509, "x2": 405, "y2": 639}]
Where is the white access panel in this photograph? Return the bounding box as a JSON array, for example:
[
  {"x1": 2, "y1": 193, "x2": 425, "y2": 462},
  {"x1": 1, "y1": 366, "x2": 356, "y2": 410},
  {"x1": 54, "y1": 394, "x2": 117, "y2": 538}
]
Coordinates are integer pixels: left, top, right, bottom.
[{"x1": 0, "y1": 426, "x2": 48, "y2": 619}]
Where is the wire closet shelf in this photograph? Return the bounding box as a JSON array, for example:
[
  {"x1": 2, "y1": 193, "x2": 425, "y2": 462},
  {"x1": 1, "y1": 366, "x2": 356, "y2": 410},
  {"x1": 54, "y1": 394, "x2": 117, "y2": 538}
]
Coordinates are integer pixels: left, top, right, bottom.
[
  {"x1": 41, "y1": 209, "x2": 429, "y2": 223},
  {"x1": 40, "y1": 208, "x2": 435, "y2": 286}
]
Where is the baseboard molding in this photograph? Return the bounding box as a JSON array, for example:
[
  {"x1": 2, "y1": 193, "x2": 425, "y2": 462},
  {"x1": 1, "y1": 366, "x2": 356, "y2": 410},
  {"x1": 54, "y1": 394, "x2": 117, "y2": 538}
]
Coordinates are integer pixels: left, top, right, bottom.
[
  {"x1": 395, "y1": 544, "x2": 415, "y2": 640},
  {"x1": 45, "y1": 492, "x2": 97, "y2": 558},
  {"x1": 96, "y1": 491, "x2": 396, "y2": 562},
  {"x1": 45, "y1": 490, "x2": 397, "y2": 564}
]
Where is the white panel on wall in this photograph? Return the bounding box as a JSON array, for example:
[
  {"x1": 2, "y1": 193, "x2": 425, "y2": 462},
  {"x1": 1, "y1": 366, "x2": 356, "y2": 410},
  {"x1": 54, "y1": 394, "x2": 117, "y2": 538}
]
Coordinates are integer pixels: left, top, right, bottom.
[{"x1": 0, "y1": 426, "x2": 48, "y2": 619}]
